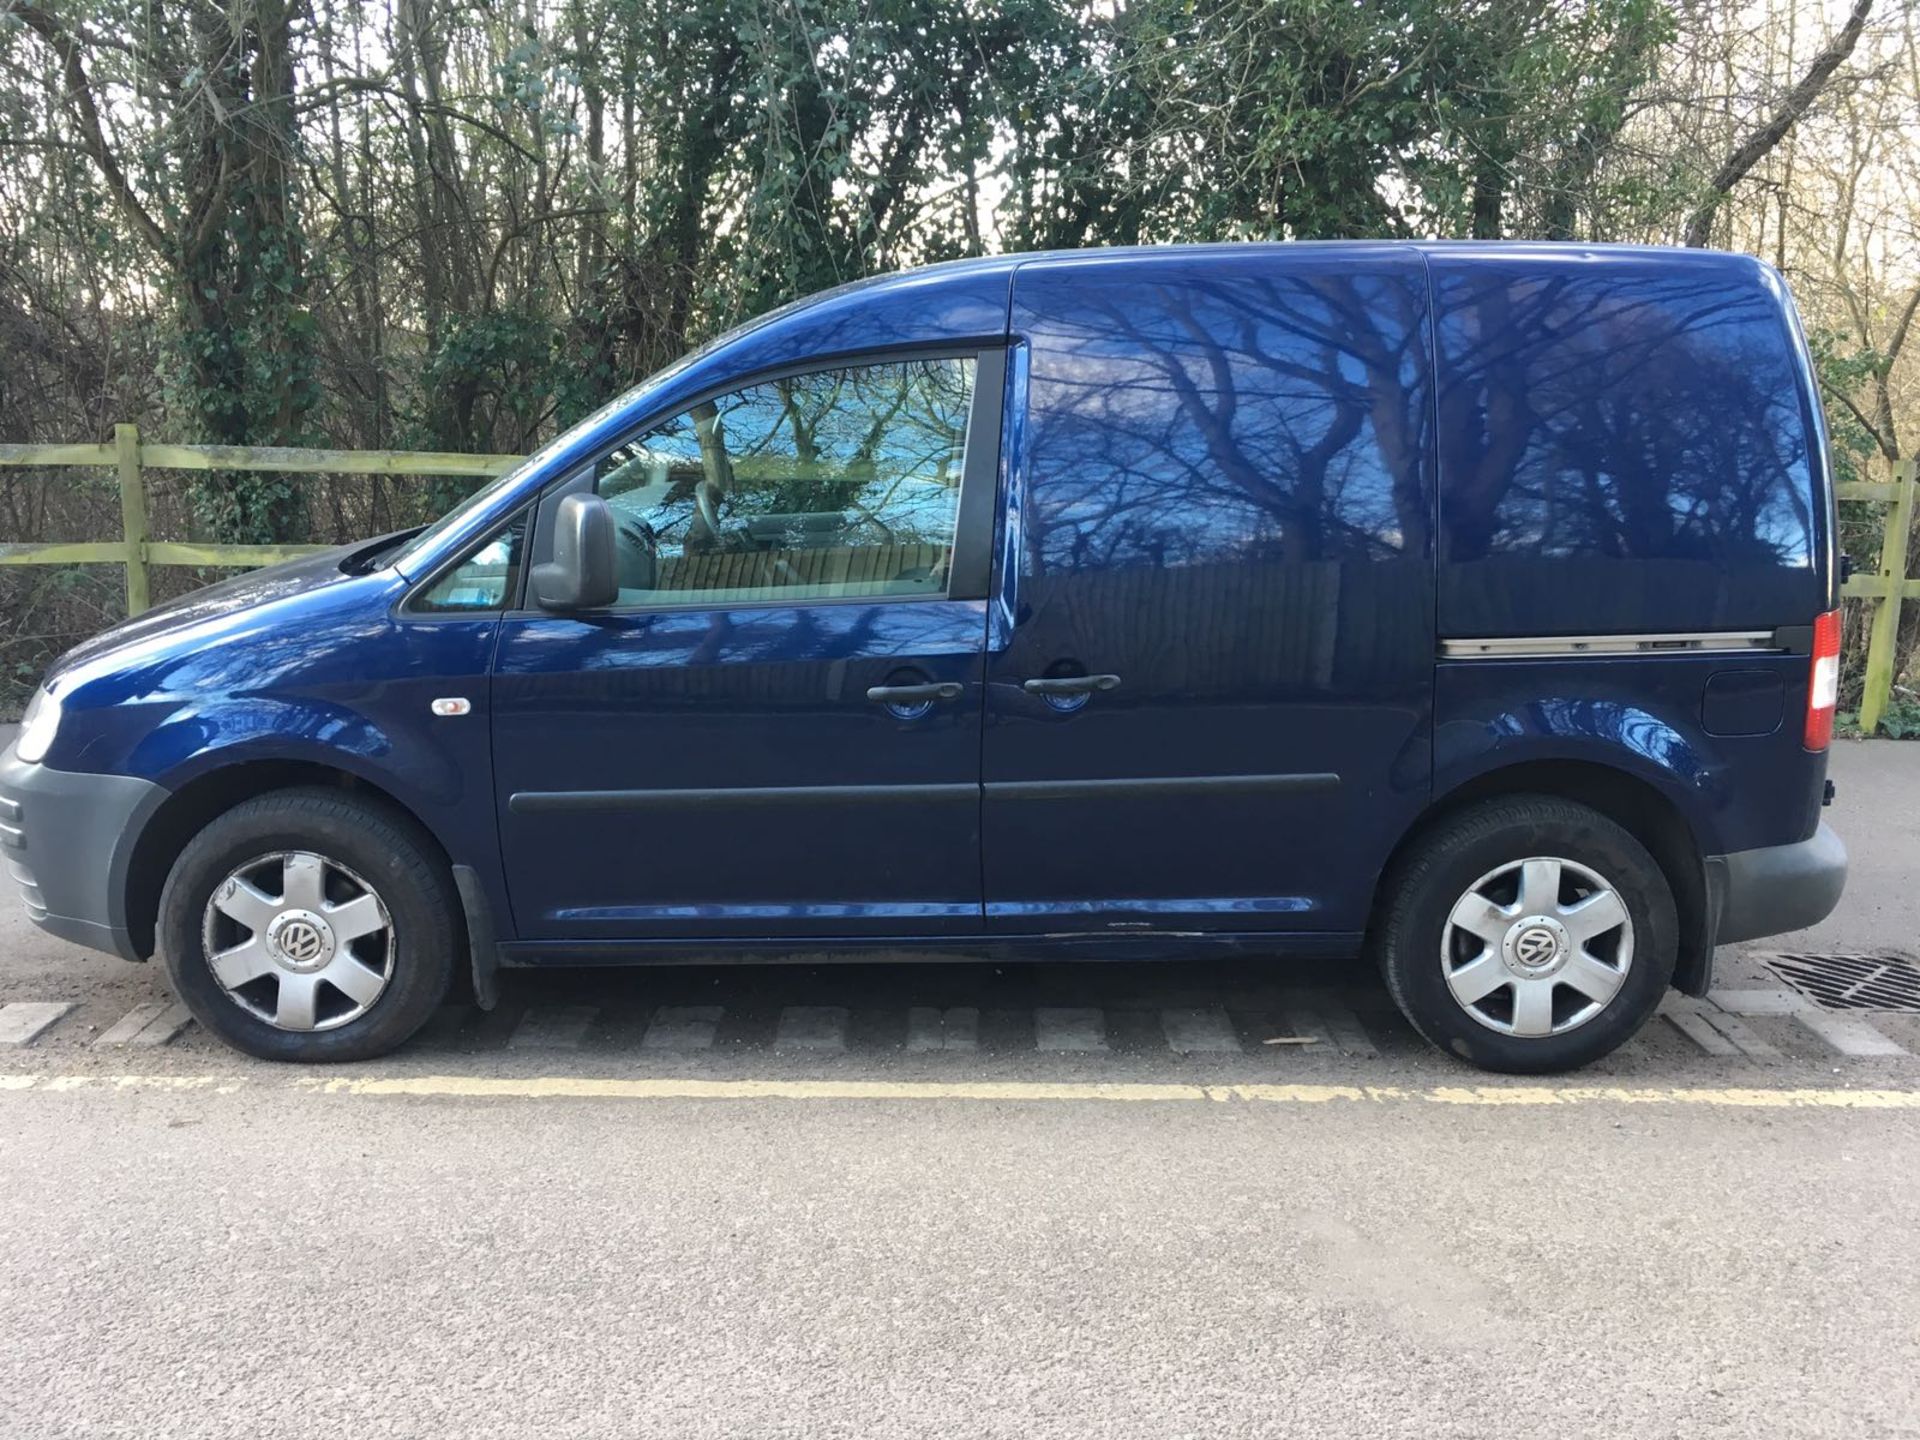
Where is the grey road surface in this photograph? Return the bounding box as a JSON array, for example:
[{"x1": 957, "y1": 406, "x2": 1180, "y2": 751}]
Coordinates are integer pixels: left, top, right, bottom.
[
  {"x1": 0, "y1": 737, "x2": 1915, "y2": 1438},
  {"x1": 4, "y1": 1077, "x2": 1916, "y2": 1440}
]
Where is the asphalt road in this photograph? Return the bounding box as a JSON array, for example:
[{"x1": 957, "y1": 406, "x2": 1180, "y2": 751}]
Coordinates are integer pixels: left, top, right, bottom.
[{"x1": 0, "y1": 738, "x2": 1916, "y2": 1438}]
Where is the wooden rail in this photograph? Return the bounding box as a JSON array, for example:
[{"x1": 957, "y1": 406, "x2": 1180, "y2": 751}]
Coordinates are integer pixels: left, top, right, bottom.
[
  {"x1": 1839, "y1": 460, "x2": 1919, "y2": 735},
  {"x1": 0, "y1": 432, "x2": 1914, "y2": 733},
  {"x1": 0, "y1": 424, "x2": 522, "y2": 617}
]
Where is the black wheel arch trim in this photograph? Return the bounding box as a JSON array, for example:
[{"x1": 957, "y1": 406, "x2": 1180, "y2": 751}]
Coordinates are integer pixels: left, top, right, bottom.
[
  {"x1": 452, "y1": 863, "x2": 501, "y2": 1011},
  {"x1": 1375, "y1": 752, "x2": 1718, "y2": 995}
]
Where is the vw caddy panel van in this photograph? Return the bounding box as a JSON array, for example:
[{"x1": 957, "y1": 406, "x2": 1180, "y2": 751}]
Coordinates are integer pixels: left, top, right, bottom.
[{"x1": 0, "y1": 243, "x2": 1847, "y2": 1071}]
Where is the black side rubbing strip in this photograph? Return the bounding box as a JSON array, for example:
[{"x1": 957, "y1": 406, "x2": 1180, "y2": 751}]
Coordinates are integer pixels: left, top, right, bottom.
[
  {"x1": 512, "y1": 772, "x2": 1339, "y2": 813},
  {"x1": 510, "y1": 782, "x2": 980, "y2": 814},
  {"x1": 986, "y1": 773, "x2": 1341, "y2": 803}
]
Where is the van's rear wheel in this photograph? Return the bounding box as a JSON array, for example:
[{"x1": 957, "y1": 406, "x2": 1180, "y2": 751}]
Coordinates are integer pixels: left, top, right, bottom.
[
  {"x1": 159, "y1": 788, "x2": 456, "y2": 1062},
  {"x1": 1376, "y1": 796, "x2": 1676, "y2": 1074}
]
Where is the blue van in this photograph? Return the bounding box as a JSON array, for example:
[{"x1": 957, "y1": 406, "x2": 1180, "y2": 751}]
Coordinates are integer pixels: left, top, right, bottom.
[{"x1": 0, "y1": 243, "x2": 1846, "y2": 1071}]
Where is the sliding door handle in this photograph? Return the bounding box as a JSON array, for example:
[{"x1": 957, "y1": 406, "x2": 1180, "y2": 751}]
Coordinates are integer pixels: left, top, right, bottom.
[
  {"x1": 866, "y1": 681, "x2": 964, "y2": 704},
  {"x1": 1022, "y1": 674, "x2": 1121, "y2": 697}
]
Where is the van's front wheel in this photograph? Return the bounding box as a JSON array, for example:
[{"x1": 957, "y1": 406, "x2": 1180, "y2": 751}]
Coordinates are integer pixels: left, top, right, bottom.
[
  {"x1": 1377, "y1": 796, "x2": 1677, "y2": 1074},
  {"x1": 159, "y1": 788, "x2": 456, "y2": 1062}
]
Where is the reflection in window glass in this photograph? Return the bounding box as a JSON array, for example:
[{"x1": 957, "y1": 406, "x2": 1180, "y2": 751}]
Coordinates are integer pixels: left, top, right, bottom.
[
  {"x1": 593, "y1": 357, "x2": 974, "y2": 606},
  {"x1": 413, "y1": 516, "x2": 526, "y2": 611},
  {"x1": 1436, "y1": 268, "x2": 1815, "y2": 568},
  {"x1": 1019, "y1": 273, "x2": 1430, "y2": 575},
  {"x1": 1432, "y1": 262, "x2": 1819, "y2": 633}
]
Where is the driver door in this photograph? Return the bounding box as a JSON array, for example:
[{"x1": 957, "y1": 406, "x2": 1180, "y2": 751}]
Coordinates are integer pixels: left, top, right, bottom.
[{"x1": 490, "y1": 350, "x2": 1002, "y2": 945}]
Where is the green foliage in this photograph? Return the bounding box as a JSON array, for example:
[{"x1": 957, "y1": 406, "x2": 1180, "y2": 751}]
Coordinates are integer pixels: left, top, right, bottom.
[
  {"x1": 410, "y1": 310, "x2": 573, "y2": 514},
  {"x1": 417, "y1": 312, "x2": 558, "y2": 441},
  {"x1": 1885, "y1": 700, "x2": 1920, "y2": 740},
  {"x1": 1811, "y1": 326, "x2": 1892, "y2": 592},
  {"x1": 1079, "y1": 0, "x2": 1681, "y2": 243},
  {"x1": 4, "y1": 0, "x2": 1720, "y2": 487},
  {"x1": 1810, "y1": 327, "x2": 1885, "y2": 486},
  {"x1": 1838, "y1": 697, "x2": 1920, "y2": 740},
  {"x1": 171, "y1": 184, "x2": 321, "y2": 543}
]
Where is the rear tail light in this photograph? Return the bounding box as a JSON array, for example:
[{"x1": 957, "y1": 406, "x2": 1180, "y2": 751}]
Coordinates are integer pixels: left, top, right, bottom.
[{"x1": 1805, "y1": 608, "x2": 1841, "y2": 751}]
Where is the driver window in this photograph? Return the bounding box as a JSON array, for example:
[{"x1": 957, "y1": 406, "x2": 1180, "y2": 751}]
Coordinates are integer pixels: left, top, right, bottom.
[{"x1": 592, "y1": 356, "x2": 975, "y2": 606}]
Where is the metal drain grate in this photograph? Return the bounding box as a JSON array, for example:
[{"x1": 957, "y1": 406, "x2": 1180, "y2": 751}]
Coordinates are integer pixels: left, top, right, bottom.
[{"x1": 1762, "y1": 952, "x2": 1920, "y2": 1013}]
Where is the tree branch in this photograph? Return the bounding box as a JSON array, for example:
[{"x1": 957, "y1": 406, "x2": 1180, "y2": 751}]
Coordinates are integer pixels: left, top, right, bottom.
[
  {"x1": 8, "y1": 2, "x2": 172, "y2": 256},
  {"x1": 1683, "y1": 0, "x2": 1874, "y2": 247},
  {"x1": 1834, "y1": 387, "x2": 1892, "y2": 461},
  {"x1": 1885, "y1": 282, "x2": 1920, "y2": 368},
  {"x1": 296, "y1": 75, "x2": 544, "y2": 168}
]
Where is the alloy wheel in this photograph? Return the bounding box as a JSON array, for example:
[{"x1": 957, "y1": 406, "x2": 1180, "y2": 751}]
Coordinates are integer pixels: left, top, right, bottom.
[
  {"x1": 200, "y1": 851, "x2": 395, "y2": 1031},
  {"x1": 1440, "y1": 855, "x2": 1634, "y2": 1038}
]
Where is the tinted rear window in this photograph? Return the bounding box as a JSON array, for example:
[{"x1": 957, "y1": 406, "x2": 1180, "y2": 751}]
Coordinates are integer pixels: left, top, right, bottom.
[{"x1": 1433, "y1": 255, "x2": 1822, "y2": 637}]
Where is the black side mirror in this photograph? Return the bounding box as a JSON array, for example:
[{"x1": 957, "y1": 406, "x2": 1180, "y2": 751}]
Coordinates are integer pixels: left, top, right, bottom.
[{"x1": 531, "y1": 494, "x2": 619, "y2": 611}]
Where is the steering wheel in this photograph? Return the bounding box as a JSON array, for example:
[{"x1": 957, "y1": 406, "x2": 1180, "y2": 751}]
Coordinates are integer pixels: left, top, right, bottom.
[{"x1": 695, "y1": 480, "x2": 725, "y2": 547}]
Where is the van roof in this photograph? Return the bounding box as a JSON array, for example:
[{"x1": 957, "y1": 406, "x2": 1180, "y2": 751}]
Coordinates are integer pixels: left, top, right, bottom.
[
  {"x1": 755, "y1": 240, "x2": 1775, "y2": 335},
  {"x1": 834, "y1": 238, "x2": 1769, "y2": 284}
]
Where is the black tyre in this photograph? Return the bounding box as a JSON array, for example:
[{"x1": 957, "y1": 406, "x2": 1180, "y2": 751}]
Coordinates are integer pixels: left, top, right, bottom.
[
  {"x1": 1375, "y1": 795, "x2": 1677, "y2": 1074},
  {"x1": 158, "y1": 787, "x2": 457, "y2": 1062}
]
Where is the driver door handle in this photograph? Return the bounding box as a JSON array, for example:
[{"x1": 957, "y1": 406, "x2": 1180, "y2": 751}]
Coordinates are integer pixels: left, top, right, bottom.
[
  {"x1": 866, "y1": 682, "x2": 964, "y2": 704},
  {"x1": 1022, "y1": 674, "x2": 1121, "y2": 697}
]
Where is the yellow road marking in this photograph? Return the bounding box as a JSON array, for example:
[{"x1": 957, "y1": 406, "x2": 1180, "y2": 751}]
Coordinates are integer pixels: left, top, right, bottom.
[
  {"x1": 0, "y1": 1071, "x2": 1916, "y2": 1109},
  {"x1": 303, "y1": 1075, "x2": 1221, "y2": 1103},
  {"x1": 0, "y1": 1072, "x2": 239, "y2": 1094}
]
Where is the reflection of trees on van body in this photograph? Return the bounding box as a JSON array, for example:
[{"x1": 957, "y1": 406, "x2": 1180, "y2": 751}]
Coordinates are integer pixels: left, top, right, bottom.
[
  {"x1": 1527, "y1": 699, "x2": 1703, "y2": 778},
  {"x1": 1017, "y1": 269, "x2": 1432, "y2": 580},
  {"x1": 1436, "y1": 268, "x2": 1816, "y2": 573},
  {"x1": 1005, "y1": 258, "x2": 1435, "y2": 700},
  {"x1": 513, "y1": 596, "x2": 978, "y2": 713},
  {"x1": 667, "y1": 598, "x2": 963, "y2": 672}
]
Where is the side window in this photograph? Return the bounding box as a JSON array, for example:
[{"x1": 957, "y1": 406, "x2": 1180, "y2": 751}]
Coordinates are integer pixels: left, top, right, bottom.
[
  {"x1": 1432, "y1": 259, "x2": 1820, "y2": 633},
  {"x1": 412, "y1": 514, "x2": 527, "y2": 612},
  {"x1": 593, "y1": 356, "x2": 975, "y2": 606},
  {"x1": 1015, "y1": 265, "x2": 1431, "y2": 574}
]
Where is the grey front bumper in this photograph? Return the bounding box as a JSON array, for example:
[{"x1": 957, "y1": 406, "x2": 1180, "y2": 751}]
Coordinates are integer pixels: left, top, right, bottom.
[
  {"x1": 1712, "y1": 821, "x2": 1848, "y2": 946},
  {"x1": 0, "y1": 743, "x2": 166, "y2": 962}
]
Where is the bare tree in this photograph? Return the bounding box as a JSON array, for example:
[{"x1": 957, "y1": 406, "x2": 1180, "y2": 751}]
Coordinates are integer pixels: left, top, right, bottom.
[{"x1": 1683, "y1": 0, "x2": 1874, "y2": 247}]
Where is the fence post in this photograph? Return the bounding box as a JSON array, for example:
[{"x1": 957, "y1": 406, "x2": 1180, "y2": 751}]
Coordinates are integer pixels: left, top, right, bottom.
[
  {"x1": 1859, "y1": 458, "x2": 1916, "y2": 736},
  {"x1": 114, "y1": 422, "x2": 149, "y2": 616}
]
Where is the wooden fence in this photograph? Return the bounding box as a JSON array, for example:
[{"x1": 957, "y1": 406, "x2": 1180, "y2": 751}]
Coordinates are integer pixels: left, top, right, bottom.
[
  {"x1": 1841, "y1": 461, "x2": 1919, "y2": 735},
  {"x1": 0, "y1": 424, "x2": 521, "y2": 614},
  {"x1": 0, "y1": 432, "x2": 1915, "y2": 734}
]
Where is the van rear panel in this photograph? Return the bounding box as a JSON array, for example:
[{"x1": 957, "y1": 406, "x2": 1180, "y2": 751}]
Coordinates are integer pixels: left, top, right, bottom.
[{"x1": 1430, "y1": 248, "x2": 1831, "y2": 639}]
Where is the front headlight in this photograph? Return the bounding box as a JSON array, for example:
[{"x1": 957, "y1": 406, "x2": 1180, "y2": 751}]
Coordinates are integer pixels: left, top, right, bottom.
[{"x1": 14, "y1": 687, "x2": 61, "y2": 765}]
